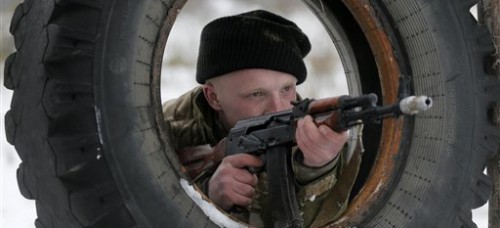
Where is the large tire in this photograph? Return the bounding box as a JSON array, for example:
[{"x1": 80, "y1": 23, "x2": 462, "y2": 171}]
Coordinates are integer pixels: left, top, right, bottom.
[{"x1": 4, "y1": 0, "x2": 499, "y2": 227}]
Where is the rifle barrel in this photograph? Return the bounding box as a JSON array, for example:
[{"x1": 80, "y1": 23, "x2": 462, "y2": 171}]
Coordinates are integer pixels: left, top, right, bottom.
[{"x1": 399, "y1": 96, "x2": 433, "y2": 115}]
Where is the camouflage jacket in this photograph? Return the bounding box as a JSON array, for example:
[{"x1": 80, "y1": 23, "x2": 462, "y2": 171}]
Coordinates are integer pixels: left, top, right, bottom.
[{"x1": 163, "y1": 87, "x2": 358, "y2": 227}]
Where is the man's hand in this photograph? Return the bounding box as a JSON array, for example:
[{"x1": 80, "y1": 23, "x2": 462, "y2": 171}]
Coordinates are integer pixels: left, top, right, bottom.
[
  {"x1": 208, "y1": 154, "x2": 263, "y2": 211},
  {"x1": 295, "y1": 115, "x2": 348, "y2": 167}
]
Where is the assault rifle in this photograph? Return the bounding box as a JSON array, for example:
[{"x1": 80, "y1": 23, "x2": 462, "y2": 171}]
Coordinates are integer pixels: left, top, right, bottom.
[
  {"x1": 226, "y1": 93, "x2": 433, "y2": 157},
  {"x1": 222, "y1": 93, "x2": 432, "y2": 227}
]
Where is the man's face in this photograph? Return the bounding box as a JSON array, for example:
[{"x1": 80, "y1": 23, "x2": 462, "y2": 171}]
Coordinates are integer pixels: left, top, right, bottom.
[{"x1": 203, "y1": 69, "x2": 298, "y2": 129}]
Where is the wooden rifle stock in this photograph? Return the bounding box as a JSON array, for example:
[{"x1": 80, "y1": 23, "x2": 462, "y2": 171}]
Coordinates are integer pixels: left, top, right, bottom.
[{"x1": 301, "y1": 96, "x2": 344, "y2": 132}]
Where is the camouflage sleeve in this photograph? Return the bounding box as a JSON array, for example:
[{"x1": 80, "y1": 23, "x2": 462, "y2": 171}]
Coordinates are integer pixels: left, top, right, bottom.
[{"x1": 292, "y1": 148, "x2": 345, "y2": 227}]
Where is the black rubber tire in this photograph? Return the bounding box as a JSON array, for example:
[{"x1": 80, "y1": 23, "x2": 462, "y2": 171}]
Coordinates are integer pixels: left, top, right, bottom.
[{"x1": 3, "y1": 0, "x2": 499, "y2": 227}]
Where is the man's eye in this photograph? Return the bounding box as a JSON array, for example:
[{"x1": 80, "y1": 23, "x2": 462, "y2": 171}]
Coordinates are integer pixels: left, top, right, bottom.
[
  {"x1": 250, "y1": 91, "x2": 264, "y2": 97},
  {"x1": 282, "y1": 86, "x2": 293, "y2": 93}
]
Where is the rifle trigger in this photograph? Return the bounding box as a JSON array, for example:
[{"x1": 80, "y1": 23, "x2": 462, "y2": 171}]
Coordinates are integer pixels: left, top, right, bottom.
[{"x1": 238, "y1": 134, "x2": 265, "y2": 151}]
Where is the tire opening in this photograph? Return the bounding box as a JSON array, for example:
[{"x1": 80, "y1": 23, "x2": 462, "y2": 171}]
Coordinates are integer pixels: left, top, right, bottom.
[{"x1": 154, "y1": 0, "x2": 396, "y2": 226}]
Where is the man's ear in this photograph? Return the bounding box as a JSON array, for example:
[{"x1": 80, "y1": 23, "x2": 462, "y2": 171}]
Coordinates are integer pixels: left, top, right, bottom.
[{"x1": 202, "y1": 84, "x2": 222, "y2": 111}]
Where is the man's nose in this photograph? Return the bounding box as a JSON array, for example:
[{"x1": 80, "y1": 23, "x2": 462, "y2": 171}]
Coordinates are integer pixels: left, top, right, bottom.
[{"x1": 267, "y1": 96, "x2": 290, "y2": 113}]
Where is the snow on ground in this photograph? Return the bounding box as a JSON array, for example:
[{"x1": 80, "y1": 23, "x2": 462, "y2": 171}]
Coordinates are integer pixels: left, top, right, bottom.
[{"x1": 1, "y1": 84, "x2": 37, "y2": 228}]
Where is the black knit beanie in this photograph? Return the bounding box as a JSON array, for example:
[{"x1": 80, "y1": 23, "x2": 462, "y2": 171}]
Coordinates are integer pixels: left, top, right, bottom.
[{"x1": 196, "y1": 10, "x2": 311, "y2": 84}]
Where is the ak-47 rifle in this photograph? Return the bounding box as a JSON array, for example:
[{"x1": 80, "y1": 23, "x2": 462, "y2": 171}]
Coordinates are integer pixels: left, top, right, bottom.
[{"x1": 225, "y1": 93, "x2": 432, "y2": 156}]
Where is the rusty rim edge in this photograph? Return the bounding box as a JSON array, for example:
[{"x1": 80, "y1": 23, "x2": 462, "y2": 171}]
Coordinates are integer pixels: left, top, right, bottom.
[{"x1": 330, "y1": 0, "x2": 405, "y2": 226}]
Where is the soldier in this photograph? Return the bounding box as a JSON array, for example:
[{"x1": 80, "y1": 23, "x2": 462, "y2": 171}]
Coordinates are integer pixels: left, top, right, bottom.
[{"x1": 163, "y1": 10, "x2": 350, "y2": 227}]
